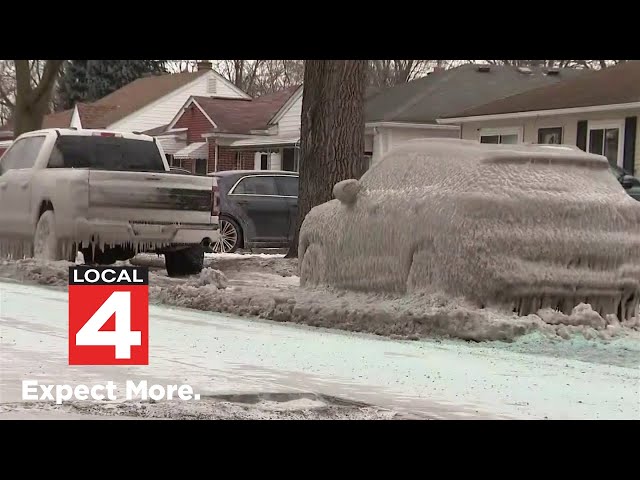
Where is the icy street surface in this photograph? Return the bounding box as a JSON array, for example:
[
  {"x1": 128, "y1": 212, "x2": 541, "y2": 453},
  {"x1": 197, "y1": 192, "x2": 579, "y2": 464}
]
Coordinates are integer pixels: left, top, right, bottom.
[{"x1": 1, "y1": 279, "x2": 638, "y2": 420}]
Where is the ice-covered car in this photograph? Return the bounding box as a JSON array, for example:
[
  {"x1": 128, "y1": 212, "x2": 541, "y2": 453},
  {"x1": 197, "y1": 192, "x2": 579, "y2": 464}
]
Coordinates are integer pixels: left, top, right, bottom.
[
  {"x1": 299, "y1": 138, "x2": 640, "y2": 320},
  {"x1": 0, "y1": 128, "x2": 220, "y2": 276}
]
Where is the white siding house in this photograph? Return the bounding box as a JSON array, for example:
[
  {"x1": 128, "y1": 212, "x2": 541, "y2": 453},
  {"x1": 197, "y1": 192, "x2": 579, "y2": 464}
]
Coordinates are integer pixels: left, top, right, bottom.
[
  {"x1": 269, "y1": 87, "x2": 303, "y2": 135},
  {"x1": 108, "y1": 70, "x2": 250, "y2": 132}
]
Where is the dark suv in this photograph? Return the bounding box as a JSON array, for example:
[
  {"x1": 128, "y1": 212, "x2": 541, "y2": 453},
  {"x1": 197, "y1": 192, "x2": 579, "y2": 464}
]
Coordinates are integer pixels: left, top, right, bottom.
[
  {"x1": 610, "y1": 164, "x2": 640, "y2": 201},
  {"x1": 209, "y1": 170, "x2": 298, "y2": 252}
]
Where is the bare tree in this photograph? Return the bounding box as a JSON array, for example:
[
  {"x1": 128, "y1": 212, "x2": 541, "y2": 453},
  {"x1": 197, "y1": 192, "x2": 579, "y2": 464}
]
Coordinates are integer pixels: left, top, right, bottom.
[
  {"x1": 166, "y1": 60, "x2": 198, "y2": 73},
  {"x1": 13, "y1": 60, "x2": 64, "y2": 136},
  {"x1": 476, "y1": 60, "x2": 627, "y2": 69},
  {"x1": 285, "y1": 60, "x2": 367, "y2": 258},
  {"x1": 367, "y1": 60, "x2": 443, "y2": 88},
  {"x1": 0, "y1": 60, "x2": 64, "y2": 127}
]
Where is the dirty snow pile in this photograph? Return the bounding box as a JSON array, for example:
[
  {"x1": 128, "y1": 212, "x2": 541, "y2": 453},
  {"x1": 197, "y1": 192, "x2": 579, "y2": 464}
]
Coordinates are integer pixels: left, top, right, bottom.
[
  {"x1": 1, "y1": 255, "x2": 639, "y2": 343},
  {"x1": 0, "y1": 393, "x2": 399, "y2": 420}
]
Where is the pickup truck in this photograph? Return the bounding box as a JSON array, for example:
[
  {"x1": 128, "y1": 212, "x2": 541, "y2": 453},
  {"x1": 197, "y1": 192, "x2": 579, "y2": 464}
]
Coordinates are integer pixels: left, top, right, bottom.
[{"x1": 0, "y1": 128, "x2": 220, "y2": 277}]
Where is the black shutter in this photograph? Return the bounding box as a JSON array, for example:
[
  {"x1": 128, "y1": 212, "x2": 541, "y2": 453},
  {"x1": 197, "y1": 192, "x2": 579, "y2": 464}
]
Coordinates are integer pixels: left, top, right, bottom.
[
  {"x1": 576, "y1": 120, "x2": 588, "y2": 151},
  {"x1": 623, "y1": 116, "x2": 637, "y2": 174}
]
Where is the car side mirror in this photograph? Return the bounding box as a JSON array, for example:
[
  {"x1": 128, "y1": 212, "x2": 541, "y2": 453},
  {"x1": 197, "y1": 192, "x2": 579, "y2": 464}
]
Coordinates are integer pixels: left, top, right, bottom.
[
  {"x1": 333, "y1": 179, "x2": 362, "y2": 205},
  {"x1": 621, "y1": 175, "x2": 636, "y2": 189}
]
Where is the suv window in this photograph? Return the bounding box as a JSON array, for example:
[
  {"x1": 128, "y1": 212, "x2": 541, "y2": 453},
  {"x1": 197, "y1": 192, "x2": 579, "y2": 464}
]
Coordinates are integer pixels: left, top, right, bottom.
[
  {"x1": 275, "y1": 176, "x2": 298, "y2": 197},
  {"x1": 47, "y1": 135, "x2": 165, "y2": 172},
  {"x1": 232, "y1": 176, "x2": 278, "y2": 196}
]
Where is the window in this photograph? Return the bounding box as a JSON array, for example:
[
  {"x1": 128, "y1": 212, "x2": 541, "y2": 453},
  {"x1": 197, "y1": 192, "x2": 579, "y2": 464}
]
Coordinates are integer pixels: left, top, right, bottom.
[
  {"x1": 0, "y1": 139, "x2": 26, "y2": 173},
  {"x1": 275, "y1": 175, "x2": 298, "y2": 197},
  {"x1": 47, "y1": 136, "x2": 165, "y2": 171},
  {"x1": 20, "y1": 136, "x2": 46, "y2": 168},
  {"x1": 0, "y1": 136, "x2": 46, "y2": 173},
  {"x1": 232, "y1": 175, "x2": 278, "y2": 196},
  {"x1": 587, "y1": 121, "x2": 624, "y2": 167},
  {"x1": 194, "y1": 158, "x2": 207, "y2": 175},
  {"x1": 282, "y1": 148, "x2": 298, "y2": 172},
  {"x1": 538, "y1": 127, "x2": 563, "y2": 145},
  {"x1": 479, "y1": 128, "x2": 521, "y2": 144}
]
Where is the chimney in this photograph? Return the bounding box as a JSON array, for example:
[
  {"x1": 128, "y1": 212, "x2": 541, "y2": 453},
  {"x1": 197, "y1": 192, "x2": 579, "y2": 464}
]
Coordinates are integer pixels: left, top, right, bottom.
[{"x1": 197, "y1": 60, "x2": 213, "y2": 71}]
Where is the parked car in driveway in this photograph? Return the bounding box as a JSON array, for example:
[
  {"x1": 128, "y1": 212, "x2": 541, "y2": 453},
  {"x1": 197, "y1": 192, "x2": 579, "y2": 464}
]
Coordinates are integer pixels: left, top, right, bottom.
[{"x1": 208, "y1": 170, "x2": 298, "y2": 252}]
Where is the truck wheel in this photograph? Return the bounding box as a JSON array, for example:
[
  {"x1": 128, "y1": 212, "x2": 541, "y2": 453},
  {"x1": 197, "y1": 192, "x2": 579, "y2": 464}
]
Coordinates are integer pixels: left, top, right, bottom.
[
  {"x1": 33, "y1": 210, "x2": 63, "y2": 261},
  {"x1": 164, "y1": 246, "x2": 205, "y2": 277}
]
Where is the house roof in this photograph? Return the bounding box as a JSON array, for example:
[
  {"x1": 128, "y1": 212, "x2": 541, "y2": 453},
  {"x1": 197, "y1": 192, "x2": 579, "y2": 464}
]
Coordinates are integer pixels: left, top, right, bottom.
[
  {"x1": 1, "y1": 69, "x2": 211, "y2": 135},
  {"x1": 365, "y1": 63, "x2": 586, "y2": 124},
  {"x1": 192, "y1": 85, "x2": 300, "y2": 134},
  {"x1": 440, "y1": 61, "x2": 640, "y2": 119}
]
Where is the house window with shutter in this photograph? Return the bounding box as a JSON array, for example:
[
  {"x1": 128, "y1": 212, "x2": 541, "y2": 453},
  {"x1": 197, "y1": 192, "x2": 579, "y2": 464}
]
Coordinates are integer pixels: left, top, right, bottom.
[{"x1": 587, "y1": 120, "x2": 625, "y2": 167}]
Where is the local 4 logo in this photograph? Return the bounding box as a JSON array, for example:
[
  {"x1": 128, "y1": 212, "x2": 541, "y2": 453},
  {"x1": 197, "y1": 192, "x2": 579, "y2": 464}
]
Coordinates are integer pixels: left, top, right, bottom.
[{"x1": 68, "y1": 266, "x2": 149, "y2": 365}]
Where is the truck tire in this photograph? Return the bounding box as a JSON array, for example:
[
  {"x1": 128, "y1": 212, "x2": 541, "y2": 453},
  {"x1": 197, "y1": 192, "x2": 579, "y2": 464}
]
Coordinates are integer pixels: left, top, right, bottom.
[
  {"x1": 164, "y1": 246, "x2": 205, "y2": 277},
  {"x1": 33, "y1": 210, "x2": 64, "y2": 261}
]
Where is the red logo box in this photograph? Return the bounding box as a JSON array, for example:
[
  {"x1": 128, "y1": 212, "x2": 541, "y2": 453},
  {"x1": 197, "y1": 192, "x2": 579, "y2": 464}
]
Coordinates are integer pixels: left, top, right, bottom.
[{"x1": 68, "y1": 266, "x2": 149, "y2": 366}]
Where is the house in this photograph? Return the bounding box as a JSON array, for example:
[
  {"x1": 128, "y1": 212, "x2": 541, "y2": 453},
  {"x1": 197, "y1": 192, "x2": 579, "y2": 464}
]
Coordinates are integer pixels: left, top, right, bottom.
[
  {"x1": 147, "y1": 85, "x2": 302, "y2": 174},
  {"x1": 364, "y1": 63, "x2": 585, "y2": 165},
  {"x1": 0, "y1": 61, "x2": 250, "y2": 148},
  {"x1": 437, "y1": 61, "x2": 640, "y2": 175}
]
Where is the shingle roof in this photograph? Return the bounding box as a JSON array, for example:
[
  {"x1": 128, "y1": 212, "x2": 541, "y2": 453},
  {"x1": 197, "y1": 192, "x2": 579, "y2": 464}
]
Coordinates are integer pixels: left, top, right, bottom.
[
  {"x1": 441, "y1": 61, "x2": 640, "y2": 118},
  {"x1": 365, "y1": 64, "x2": 586, "y2": 124},
  {"x1": 1, "y1": 70, "x2": 210, "y2": 135},
  {"x1": 193, "y1": 85, "x2": 300, "y2": 134},
  {"x1": 92, "y1": 70, "x2": 209, "y2": 126}
]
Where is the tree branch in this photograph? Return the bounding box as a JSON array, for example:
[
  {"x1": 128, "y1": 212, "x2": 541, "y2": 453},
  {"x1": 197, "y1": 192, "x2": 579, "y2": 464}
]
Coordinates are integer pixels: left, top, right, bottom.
[{"x1": 32, "y1": 60, "x2": 63, "y2": 103}]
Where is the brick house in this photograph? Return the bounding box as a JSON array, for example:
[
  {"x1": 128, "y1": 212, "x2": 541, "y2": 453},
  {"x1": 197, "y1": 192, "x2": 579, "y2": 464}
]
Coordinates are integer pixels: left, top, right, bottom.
[
  {"x1": 148, "y1": 85, "x2": 302, "y2": 174},
  {"x1": 0, "y1": 61, "x2": 250, "y2": 156}
]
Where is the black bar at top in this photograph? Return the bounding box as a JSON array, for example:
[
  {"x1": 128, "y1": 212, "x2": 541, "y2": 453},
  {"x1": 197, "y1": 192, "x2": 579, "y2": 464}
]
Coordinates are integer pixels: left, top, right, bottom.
[{"x1": 69, "y1": 266, "x2": 149, "y2": 286}]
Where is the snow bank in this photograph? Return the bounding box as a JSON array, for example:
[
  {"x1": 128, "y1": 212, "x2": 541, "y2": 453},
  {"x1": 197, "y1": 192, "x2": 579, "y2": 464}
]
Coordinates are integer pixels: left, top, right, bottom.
[
  {"x1": 153, "y1": 277, "x2": 637, "y2": 342},
  {"x1": 2, "y1": 256, "x2": 638, "y2": 343}
]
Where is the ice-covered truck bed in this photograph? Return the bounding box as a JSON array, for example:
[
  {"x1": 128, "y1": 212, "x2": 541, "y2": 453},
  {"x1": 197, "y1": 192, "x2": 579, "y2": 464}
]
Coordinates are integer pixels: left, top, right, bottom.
[{"x1": 0, "y1": 128, "x2": 220, "y2": 276}]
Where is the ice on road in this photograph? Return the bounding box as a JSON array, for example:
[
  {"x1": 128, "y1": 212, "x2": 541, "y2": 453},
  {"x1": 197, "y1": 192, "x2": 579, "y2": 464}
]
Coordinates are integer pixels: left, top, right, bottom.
[{"x1": 0, "y1": 280, "x2": 638, "y2": 419}]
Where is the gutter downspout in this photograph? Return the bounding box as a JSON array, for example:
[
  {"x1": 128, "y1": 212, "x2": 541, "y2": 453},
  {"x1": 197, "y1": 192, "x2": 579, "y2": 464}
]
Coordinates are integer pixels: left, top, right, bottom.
[{"x1": 214, "y1": 143, "x2": 219, "y2": 172}]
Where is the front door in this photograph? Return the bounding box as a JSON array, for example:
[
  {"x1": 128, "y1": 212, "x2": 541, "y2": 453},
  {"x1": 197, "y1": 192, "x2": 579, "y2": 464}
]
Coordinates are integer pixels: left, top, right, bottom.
[{"x1": 229, "y1": 175, "x2": 290, "y2": 242}]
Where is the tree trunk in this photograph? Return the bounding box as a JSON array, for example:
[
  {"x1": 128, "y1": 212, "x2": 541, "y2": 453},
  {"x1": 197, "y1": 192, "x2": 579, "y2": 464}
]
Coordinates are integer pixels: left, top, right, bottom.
[
  {"x1": 13, "y1": 59, "x2": 63, "y2": 137},
  {"x1": 285, "y1": 60, "x2": 367, "y2": 258}
]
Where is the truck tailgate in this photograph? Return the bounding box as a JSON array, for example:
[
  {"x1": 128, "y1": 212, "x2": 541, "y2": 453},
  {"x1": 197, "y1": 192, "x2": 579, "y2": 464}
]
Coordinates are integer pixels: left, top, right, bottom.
[{"x1": 88, "y1": 170, "x2": 215, "y2": 225}]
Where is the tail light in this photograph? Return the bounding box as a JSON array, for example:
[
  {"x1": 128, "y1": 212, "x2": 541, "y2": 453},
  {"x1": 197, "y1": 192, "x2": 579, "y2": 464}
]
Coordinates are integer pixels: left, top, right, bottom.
[{"x1": 211, "y1": 184, "x2": 220, "y2": 216}]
